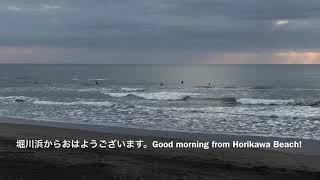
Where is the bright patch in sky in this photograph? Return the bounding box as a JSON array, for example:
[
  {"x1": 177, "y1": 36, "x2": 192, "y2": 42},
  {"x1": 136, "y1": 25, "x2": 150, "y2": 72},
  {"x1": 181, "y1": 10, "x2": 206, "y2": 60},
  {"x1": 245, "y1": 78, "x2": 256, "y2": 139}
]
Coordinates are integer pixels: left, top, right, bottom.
[
  {"x1": 275, "y1": 19, "x2": 289, "y2": 26},
  {"x1": 275, "y1": 51, "x2": 320, "y2": 64},
  {"x1": 203, "y1": 51, "x2": 320, "y2": 64},
  {"x1": 7, "y1": 6, "x2": 21, "y2": 11},
  {"x1": 40, "y1": 4, "x2": 61, "y2": 10},
  {"x1": 6, "y1": 4, "x2": 61, "y2": 13}
]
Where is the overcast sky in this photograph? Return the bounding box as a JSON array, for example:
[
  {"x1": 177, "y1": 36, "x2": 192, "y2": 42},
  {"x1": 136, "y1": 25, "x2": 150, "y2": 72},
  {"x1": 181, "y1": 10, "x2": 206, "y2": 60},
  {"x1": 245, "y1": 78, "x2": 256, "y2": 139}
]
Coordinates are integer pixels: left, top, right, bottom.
[{"x1": 1, "y1": 0, "x2": 320, "y2": 64}]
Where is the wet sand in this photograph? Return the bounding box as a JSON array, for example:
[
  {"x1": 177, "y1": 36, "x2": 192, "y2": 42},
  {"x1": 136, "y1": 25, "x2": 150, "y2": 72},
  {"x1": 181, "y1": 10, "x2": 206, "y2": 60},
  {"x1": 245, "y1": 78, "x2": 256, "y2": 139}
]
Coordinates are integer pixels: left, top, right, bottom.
[{"x1": 0, "y1": 117, "x2": 320, "y2": 179}]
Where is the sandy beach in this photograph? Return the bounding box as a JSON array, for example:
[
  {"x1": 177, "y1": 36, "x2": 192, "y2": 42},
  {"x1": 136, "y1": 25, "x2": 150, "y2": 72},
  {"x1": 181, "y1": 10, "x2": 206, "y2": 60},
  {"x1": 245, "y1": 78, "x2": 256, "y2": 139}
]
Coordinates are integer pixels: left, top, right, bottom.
[{"x1": 0, "y1": 117, "x2": 319, "y2": 179}]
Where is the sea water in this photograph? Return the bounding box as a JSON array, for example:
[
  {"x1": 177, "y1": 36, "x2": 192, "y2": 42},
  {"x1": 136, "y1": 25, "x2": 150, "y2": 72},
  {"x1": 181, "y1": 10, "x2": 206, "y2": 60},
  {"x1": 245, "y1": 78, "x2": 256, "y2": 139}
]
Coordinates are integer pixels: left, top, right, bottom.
[{"x1": 0, "y1": 64, "x2": 319, "y2": 140}]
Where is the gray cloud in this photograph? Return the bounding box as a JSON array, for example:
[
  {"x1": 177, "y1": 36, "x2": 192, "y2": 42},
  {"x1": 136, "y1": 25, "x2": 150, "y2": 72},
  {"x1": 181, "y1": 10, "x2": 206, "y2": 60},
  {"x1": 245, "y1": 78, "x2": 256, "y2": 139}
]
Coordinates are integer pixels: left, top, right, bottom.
[{"x1": 1, "y1": 0, "x2": 320, "y2": 63}]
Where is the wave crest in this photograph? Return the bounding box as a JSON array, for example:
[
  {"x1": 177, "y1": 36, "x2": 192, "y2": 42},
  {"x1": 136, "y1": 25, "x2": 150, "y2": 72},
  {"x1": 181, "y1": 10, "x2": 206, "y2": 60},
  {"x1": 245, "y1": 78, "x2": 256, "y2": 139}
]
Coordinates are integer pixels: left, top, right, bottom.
[
  {"x1": 295, "y1": 100, "x2": 320, "y2": 107},
  {"x1": 237, "y1": 98, "x2": 320, "y2": 107},
  {"x1": 33, "y1": 100, "x2": 113, "y2": 106},
  {"x1": 0, "y1": 96, "x2": 36, "y2": 103},
  {"x1": 237, "y1": 98, "x2": 295, "y2": 105},
  {"x1": 104, "y1": 92, "x2": 192, "y2": 101},
  {"x1": 120, "y1": 87, "x2": 145, "y2": 92}
]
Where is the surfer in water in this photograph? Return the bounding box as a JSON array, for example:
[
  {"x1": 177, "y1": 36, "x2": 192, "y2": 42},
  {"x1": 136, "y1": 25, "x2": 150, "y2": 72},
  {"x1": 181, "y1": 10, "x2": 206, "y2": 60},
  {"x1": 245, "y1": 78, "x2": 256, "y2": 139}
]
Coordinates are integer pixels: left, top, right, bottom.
[
  {"x1": 160, "y1": 82, "x2": 164, "y2": 86},
  {"x1": 181, "y1": 81, "x2": 184, "y2": 84}
]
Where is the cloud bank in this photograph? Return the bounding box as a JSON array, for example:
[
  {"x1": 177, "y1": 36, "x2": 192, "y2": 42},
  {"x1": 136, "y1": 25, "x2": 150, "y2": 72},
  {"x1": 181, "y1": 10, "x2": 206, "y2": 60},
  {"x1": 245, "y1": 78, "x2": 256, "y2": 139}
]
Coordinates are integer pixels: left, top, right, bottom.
[{"x1": 1, "y1": 0, "x2": 320, "y2": 63}]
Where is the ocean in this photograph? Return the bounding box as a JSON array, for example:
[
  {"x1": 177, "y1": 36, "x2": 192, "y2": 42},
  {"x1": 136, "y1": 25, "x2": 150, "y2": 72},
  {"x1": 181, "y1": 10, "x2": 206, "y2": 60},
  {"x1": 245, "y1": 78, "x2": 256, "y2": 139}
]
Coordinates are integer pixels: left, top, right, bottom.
[{"x1": 0, "y1": 64, "x2": 319, "y2": 140}]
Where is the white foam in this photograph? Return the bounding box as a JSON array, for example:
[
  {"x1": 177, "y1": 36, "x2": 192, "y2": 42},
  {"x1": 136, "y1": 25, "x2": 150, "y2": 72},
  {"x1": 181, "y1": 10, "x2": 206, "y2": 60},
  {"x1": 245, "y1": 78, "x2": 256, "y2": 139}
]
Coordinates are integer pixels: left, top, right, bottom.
[
  {"x1": 77, "y1": 88, "x2": 107, "y2": 92},
  {"x1": 33, "y1": 100, "x2": 113, "y2": 106},
  {"x1": 175, "y1": 105, "x2": 320, "y2": 118},
  {"x1": 104, "y1": 91, "x2": 192, "y2": 101},
  {"x1": 134, "y1": 92, "x2": 191, "y2": 101},
  {"x1": 237, "y1": 98, "x2": 294, "y2": 105},
  {"x1": 120, "y1": 87, "x2": 145, "y2": 92},
  {"x1": 106, "y1": 93, "x2": 131, "y2": 97},
  {"x1": 0, "y1": 96, "x2": 36, "y2": 102}
]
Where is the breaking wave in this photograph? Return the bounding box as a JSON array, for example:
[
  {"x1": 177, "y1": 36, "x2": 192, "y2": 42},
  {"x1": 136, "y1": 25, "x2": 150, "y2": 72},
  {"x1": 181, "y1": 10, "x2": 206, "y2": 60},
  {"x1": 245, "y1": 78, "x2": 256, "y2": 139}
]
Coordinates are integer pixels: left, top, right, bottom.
[
  {"x1": 237, "y1": 98, "x2": 320, "y2": 107},
  {"x1": 295, "y1": 100, "x2": 320, "y2": 107},
  {"x1": 102, "y1": 91, "x2": 320, "y2": 107},
  {"x1": 0, "y1": 96, "x2": 113, "y2": 107},
  {"x1": 189, "y1": 97, "x2": 237, "y2": 103},
  {"x1": 104, "y1": 92, "x2": 236, "y2": 102},
  {"x1": 33, "y1": 100, "x2": 113, "y2": 106},
  {"x1": 120, "y1": 87, "x2": 145, "y2": 92},
  {"x1": 104, "y1": 92, "x2": 192, "y2": 101},
  {"x1": 237, "y1": 98, "x2": 295, "y2": 105},
  {"x1": 0, "y1": 96, "x2": 37, "y2": 103},
  {"x1": 2, "y1": 94, "x2": 318, "y2": 107}
]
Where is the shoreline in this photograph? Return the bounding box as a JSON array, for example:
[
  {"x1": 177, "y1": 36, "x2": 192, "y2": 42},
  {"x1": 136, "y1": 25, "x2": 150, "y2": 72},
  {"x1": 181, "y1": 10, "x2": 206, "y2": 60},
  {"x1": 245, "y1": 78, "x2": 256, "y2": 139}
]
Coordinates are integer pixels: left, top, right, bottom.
[{"x1": 1, "y1": 117, "x2": 320, "y2": 179}]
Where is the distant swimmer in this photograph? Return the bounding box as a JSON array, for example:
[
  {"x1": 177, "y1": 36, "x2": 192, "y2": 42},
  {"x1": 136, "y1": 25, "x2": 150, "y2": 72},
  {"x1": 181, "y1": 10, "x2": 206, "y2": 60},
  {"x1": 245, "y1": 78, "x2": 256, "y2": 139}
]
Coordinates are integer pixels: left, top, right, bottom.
[
  {"x1": 95, "y1": 81, "x2": 99, "y2": 85},
  {"x1": 181, "y1": 81, "x2": 184, "y2": 84},
  {"x1": 160, "y1": 82, "x2": 164, "y2": 86},
  {"x1": 193, "y1": 82, "x2": 214, "y2": 88}
]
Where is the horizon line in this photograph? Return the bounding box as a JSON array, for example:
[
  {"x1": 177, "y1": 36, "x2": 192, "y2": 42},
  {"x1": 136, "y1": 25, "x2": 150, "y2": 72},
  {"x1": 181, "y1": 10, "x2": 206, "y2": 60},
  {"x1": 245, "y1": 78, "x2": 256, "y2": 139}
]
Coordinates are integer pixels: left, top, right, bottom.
[{"x1": 0, "y1": 63, "x2": 319, "y2": 65}]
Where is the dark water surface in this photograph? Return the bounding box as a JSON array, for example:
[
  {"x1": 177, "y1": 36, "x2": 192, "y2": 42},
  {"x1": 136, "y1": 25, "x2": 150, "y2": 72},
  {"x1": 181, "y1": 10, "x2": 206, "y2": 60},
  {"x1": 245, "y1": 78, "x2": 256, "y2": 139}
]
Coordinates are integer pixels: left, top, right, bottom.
[{"x1": 0, "y1": 64, "x2": 319, "y2": 139}]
